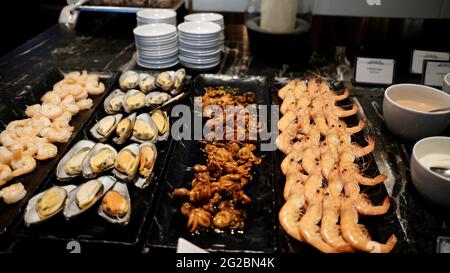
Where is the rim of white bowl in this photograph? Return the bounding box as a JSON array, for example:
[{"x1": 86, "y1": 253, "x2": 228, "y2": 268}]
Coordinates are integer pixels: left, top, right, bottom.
[
  {"x1": 177, "y1": 21, "x2": 221, "y2": 35},
  {"x1": 137, "y1": 8, "x2": 177, "y2": 20},
  {"x1": 385, "y1": 83, "x2": 450, "y2": 115},
  {"x1": 412, "y1": 136, "x2": 450, "y2": 182},
  {"x1": 134, "y1": 23, "x2": 177, "y2": 37},
  {"x1": 184, "y1": 13, "x2": 223, "y2": 22}
]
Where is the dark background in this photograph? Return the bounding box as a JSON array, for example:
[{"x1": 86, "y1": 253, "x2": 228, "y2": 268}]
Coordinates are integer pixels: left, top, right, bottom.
[{"x1": 0, "y1": 1, "x2": 64, "y2": 56}]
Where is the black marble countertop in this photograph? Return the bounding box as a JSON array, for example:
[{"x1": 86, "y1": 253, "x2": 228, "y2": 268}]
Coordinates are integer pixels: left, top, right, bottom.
[{"x1": 0, "y1": 13, "x2": 449, "y2": 253}]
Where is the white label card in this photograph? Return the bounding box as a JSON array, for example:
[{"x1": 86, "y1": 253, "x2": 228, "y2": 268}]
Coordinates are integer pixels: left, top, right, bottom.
[
  {"x1": 423, "y1": 61, "x2": 450, "y2": 87},
  {"x1": 411, "y1": 50, "x2": 450, "y2": 74},
  {"x1": 354, "y1": 57, "x2": 395, "y2": 85}
]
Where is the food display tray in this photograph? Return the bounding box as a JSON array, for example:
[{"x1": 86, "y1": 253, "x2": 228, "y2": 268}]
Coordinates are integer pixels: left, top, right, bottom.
[
  {"x1": 272, "y1": 78, "x2": 409, "y2": 253},
  {"x1": 11, "y1": 71, "x2": 191, "y2": 246},
  {"x1": 0, "y1": 68, "x2": 118, "y2": 235},
  {"x1": 146, "y1": 74, "x2": 278, "y2": 253}
]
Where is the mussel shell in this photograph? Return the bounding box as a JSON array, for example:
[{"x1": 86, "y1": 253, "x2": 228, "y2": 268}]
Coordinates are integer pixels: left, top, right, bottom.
[
  {"x1": 119, "y1": 70, "x2": 139, "y2": 90},
  {"x1": 150, "y1": 109, "x2": 170, "y2": 141},
  {"x1": 90, "y1": 114, "x2": 123, "y2": 142},
  {"x1": 57, "y1": 140, "x2": 95, "y2": 181},
  {"x1": 123, "y1": 89, "x2": 146, "y2": 113},
  {"x1": 104, "y1": 89, "x2": 125, "y2": 114},
  {"x1": 24, "y1": 185, "x2": 76, "y2": 226},
  {"x1": 112, "y1": 143, "x2": 140, "y2": 183},
  {"x1": 135, "y1": 142, "x2": 158, "y2": 189},
  {"x1": 63, "y1": 176, "x2": 116, "y2": 219},
  {"x1": 139, "y1": 73, "x2": 157, "y2": 94},
  {"x1": 144, "y1": 91, "x2": 172, "y2": 108},
  {"x1": 156, "y1": 71, "x2": 176, "y2": 91},
  {"x1": 98, "y1": 182, "x2": 131, "y2": 225},
  {"x1": 112, "y1": 113, "x2": 137, "y2": 145},
  {"x1": 82, "y1": 143, "x2": 117, "y2": 179},
  {"x1": 131, "y1": 113, "x2": 159, "y2": 143},
  {"x1": 174, "y1": 68, "x2": 186, "y2": 91}
]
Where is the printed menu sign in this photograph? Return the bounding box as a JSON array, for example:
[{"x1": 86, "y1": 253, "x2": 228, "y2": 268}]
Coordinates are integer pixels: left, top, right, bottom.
[
  {"x1": 423, "y1": 61, "x2": 450, "y2": 87},
  {"x1": 354, "y1": 57, "x2": 395, "y2": 85},
  {"x1": 411, "y1": 50, "x2": 450, "y2": 74}
]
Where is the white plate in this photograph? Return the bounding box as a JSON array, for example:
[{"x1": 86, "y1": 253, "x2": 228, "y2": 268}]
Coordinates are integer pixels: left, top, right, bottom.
[
  {"x1": 179, "y1": 55, "x2": 220, "y2": 64},
  {"x1": 134, "y1": 23, "x2": 177, "y2": 38},
  {"x1": 138, "y1": 47, "x2": 179, "y2": 58},
  {"x1": 135, "y1": 35, "x2": 178, "y2": 46},
  {"x1": 137, "y1": 59, "x2": 179, "y2": 69},
  {"x1": 139, "y1": 54, "x2": 179, "y2": 64},
  {"x1": 184, "y1": 13, "x2": 223, "y2": 23},
  {"x1": 180, "y1": 44, "x2": 220, "y2": 52},
  {"x1": 136, "y1": 42, "x2": 178, "y2": 52},
  {"x1": 179, "y1": 40, "x2": 221, "y2": 48},
  {"x1": 137, "y1": 8, "x2": 177, "y2": 20},
  {"x1": 177, "y1": 21, "x2": 221, "y2": 35},
  {"x1": 180, "y1": 59, "x2": 220, "y2": 70},
  {"x1": 180, "y1": 47, "x2": 221, "y2": 56},
  {"x1": 137, "y1": 20, "x2": 176, "y2": 27}
]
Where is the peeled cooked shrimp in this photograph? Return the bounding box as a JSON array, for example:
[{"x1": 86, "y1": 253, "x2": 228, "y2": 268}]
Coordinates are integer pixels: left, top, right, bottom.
[
  {"x1": 40, "y1": 126, "x2": 72, "y2": 143},
  {"x1": 61, "y1": 96, "x2": 80, "y2": 115},
  {"x1": 0, "y1": 163, "x2": 13, "y2": 187},
  {"x1": 35, "y1": 142, "x2": 57, "y2": 160},
  {"x1": 0, "y1": 146, "x2": 12, "y2": 165},
  {"x1": 76, "y1": 98, "x2": 93, "y2": 110},
  {"x1": 9, "y1": 139, "x2": 37, "y2": 157},
  {"x1": 10, "y1": 149, "x2": 36, "y2": 177},
  {"x1": 25, "y1": 104, "x2": 42, "y2": 118},
  {"x1": 0, "y1": 182, "x2": 26, "y2": 204},
  {"x1": 86, "y1": 80, "x2": 105, "y2": 95},
  {"x1": 40, "y1": 102, "x2": 63, "y2": 120},
  {"x1": 41, "y1": 91, "x2": 61, "y2": 105},
  {"x1": 0, "y1": 131, "x2": 17, "y2": 148},
  {"x1": 340, "y1": 198, "x2": 397, "y2": 253},
  {"x1": 279, "y1": 193, "x2": 305, "y2": 242},
  {"x1": 320, "y1": 195, "x2": 353, "y2": 252}
]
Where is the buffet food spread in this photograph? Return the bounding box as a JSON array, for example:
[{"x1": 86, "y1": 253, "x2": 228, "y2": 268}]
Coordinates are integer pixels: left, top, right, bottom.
[{"x1": 0, "y1": 65, "x2": 407, "y2": 253}]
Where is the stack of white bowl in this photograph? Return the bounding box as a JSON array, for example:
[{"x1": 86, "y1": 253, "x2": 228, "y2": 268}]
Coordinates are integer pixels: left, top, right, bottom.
[
  {"x1": 184, "y1": 13, "x2": 225, "y2": 50},
  {"x1": 134, "y1": 23, "x2": 179, "y2": 69},
  {"x1": 178, "y1": 21, "x2": 222, "y2": 70},
  {"x1": 136, "y1": 8, "x2": 177, "y2": 26}
]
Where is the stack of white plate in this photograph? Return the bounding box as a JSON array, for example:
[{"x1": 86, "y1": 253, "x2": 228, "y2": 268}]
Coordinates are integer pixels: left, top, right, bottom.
[
  {"x1": 137, "y1": 8, "x2": 177, "y2": 26},
  {"x1": 184, "y1": 13, "x2": 225, "y2": 50},
  {"x1": 134, "y1": 23, "x2": 179, "y2": 69},
  {"x1": 178, "y1": 21, "x2": 222, "y2": 70}
]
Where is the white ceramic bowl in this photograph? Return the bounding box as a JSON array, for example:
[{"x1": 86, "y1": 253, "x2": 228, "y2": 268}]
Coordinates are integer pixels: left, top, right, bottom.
[
  {"x1": 178, "y1": 21, "x2": 221, "y2": 36},
  {"x1": 179, "y1": 55, "x2": 220, "y2": 64},
  {"x1": 383, "y1": 84, "x2": 450, "y2": 140},
  {"x1": 411, "y1": 136, "x2": 450, "y2": 207},
  {"x1": 184, "y1": 13, "x2": 223, "y2": 23},
  {"x1": 137, "y1": 9, "x2": 176, "y2": 20},
  {"x1": 443, "y1": 73, "x2": 450, "y2": 94},
  {"x1": 133, "y1": 23, "x2": 177, "y2": 38}
]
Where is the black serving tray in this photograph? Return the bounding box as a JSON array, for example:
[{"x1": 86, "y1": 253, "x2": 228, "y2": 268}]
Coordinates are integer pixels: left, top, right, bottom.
[
  {"x1": 146, "y1": 74, "x2": 278, "y2": 253},
  {"x1": 0, "y1": 68, "x2": 118, "y2": 235},
  {"x1": 12, "y1": 71, "x2": 191, "y2": 246},
  {"x1": 272, "y1": 78, "x2": 409, "y2": 253}
]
